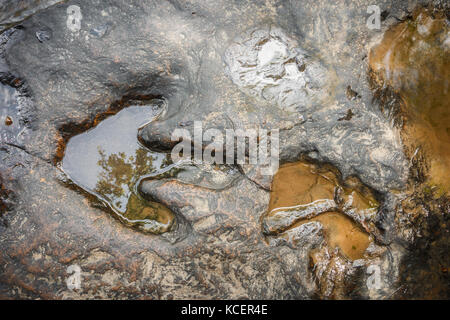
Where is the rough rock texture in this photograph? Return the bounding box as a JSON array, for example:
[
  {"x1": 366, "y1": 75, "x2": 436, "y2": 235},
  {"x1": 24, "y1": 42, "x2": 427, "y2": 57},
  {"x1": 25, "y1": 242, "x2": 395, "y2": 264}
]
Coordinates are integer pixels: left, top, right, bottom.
[
  {"x1": 0, "y1": 0, "x2": 64, "y2": 33},
  {"x1": 0, "y1": 0, "x2": 448, "y2": 299}
]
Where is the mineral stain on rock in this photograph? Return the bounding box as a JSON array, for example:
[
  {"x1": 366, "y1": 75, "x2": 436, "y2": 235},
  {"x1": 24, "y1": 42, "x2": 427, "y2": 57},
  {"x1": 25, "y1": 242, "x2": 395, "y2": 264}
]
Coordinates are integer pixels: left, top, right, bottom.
[
  {"x1": 369, "y1": 8, "x2": 450, "y2": 194},
  {"x1": 265, "y1": 161, "x2": 378, "y2": 260},
  {"x1": 61, "y1": 103, "x2": 175, "y2": 234}
]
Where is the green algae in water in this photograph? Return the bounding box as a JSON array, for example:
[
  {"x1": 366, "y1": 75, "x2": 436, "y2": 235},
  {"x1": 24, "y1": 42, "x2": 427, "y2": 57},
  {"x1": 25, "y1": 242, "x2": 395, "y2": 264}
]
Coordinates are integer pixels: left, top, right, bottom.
[{"x1": 61, "y1": 104, "x2": 174, "y2": 234}]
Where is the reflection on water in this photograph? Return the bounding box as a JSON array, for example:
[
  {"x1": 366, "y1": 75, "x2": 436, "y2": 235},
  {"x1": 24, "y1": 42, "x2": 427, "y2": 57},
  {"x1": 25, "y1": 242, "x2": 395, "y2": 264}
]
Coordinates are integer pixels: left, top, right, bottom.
[
  {"x1": 268, "y1": 161, "x2": 376, "y2": 260},
  {"x1": 369, "y1": 8, "x2": 449, "y2": 194},
  {"x1": 62, "y1": 104, "x2": 174, "y2": 234}
]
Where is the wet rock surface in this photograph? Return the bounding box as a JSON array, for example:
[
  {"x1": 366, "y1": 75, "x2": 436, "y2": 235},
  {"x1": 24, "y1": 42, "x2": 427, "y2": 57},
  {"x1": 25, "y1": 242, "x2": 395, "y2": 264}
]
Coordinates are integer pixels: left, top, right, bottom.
[
  {"x1": 370, "y1": 7, "x2": 450, "y2": 194},
  {"x1": 0, "y1": 0, "x2": 64, "y2": 33},
  {"x1": 0, "y1": 0, "x2": 448, "y2": 299}
]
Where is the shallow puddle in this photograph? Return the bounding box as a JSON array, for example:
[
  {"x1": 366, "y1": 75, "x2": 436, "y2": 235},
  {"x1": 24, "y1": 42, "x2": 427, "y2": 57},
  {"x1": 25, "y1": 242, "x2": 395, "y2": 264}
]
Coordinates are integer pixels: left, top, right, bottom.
[
  {"x1": 369, "y1": 8, "x2": 449, "y2": 194},
  {"x1": 268, "y1": 161, "x2": 376, "y2": 260},
  {"x1": 61, "y1": 104, "x2": 175, "y2": 234}
]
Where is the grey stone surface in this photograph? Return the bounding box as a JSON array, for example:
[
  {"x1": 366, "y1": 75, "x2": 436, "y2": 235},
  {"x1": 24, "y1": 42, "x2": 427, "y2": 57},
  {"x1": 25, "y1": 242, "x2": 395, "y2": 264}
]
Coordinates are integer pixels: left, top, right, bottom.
[
  {"x1": 0, "y1": 0, "x2": 448, "y2": 299},
  {"x1": 0, "y1": 0, "x2": 64, "y2": 32}
]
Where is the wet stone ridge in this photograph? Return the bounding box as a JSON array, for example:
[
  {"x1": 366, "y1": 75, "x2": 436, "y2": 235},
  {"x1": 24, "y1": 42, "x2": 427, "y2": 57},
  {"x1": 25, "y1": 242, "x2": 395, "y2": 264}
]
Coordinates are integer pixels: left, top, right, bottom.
[{"x1": 0, "y1": 0, "x2": 448, "y2": 299}]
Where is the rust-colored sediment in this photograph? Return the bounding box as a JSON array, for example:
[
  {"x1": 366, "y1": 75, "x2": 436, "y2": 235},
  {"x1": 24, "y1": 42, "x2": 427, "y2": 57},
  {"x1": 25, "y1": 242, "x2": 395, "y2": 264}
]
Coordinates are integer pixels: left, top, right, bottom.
[
  {"x1": 57, "y1": 96, "x2": 173, "y2": 234},
  {"x1": 269, "y1": 161, "x2": 375, "y2": 260},
  {"x1": 125, "y1": 193, "x2": 174, "y2": 225},
  {"x1": 369, "y1": 8, "x2": 449, "y2": 194}
]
